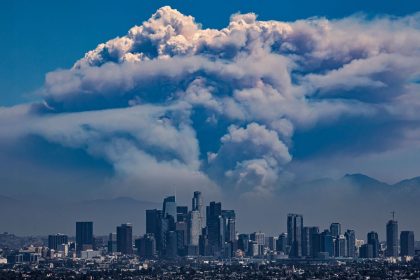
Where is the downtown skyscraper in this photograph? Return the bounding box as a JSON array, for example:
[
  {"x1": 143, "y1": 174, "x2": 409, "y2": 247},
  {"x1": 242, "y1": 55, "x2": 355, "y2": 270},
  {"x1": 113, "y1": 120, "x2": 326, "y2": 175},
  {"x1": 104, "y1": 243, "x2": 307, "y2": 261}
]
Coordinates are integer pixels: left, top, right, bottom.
[
  {"x1": 76, "y1": 222, "x2": 93, "y2": 252},
  {"x1": 400, "y1": 231, "x2": 415, "y2": 257},
  {"x1": 117, "y1": 223, "x2": 133, "y2": 254},
  {"x1": 206, "y1": 201, "x2": 223, "y2": 256},
  {"x1": 386, "y1": 218, "x2": 398, "y2": 257},
  {"x1": 287, "y1": 214, "x2": 303, "y2": 258}
]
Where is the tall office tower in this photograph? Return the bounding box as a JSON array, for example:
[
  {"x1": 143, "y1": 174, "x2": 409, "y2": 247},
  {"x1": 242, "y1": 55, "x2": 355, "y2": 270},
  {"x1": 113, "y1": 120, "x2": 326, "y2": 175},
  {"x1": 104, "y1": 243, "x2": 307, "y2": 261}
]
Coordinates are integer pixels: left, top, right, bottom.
[
  {"x1": 146, "y1": 209, "x2": 161, "y2": 235},
  {"x1": 367, "y1": 231, "x2": 380, "y2": 258},
  {"x1": 227, "y1": 218, "x2": 236, "y2": 243},
  {"x1": 48, "y1": 234, "x2": 68, "y2": 251},
  {"x1": 146, "y1": 234, "x2": 157, "y2": 257},
  {"x1": 163, "y1": 196, "x2": 177, "y2": 230},
  {"x1": 222, "y1": 210, "x2": 236, "y2": 243},
  {"x1": 135, "y1": 234, "x2": 156, "y2": 258},
  {"x1": 302, "y1": 227, "x2": 311, "y2": 257},
  {"x1": 187, "y1": 210, "x2": 201, "y2": 246},
  {"x1": 107, "y1": 233, "x2": 117, "y2": 253},
  {"x1": 146, "y1": 209, "x2": 166, "y2": 254},
  {"x1": 320, "y1": 230, "x2": 334, "y2": 258},
  {"x1": 311, "y1": 232, "x2": 321, "y2": 258},
  {"x1": 117, "y1": 223, "x2": 133, "y2": 254},
  {"x1": 238, "y1": 234, "x2": 250, "y2": 253},
  {"x1": 192, "y1": 191, "x2": 204, "y2": 226},
  {"x1": 76, "y1": 222, "x2": 93, "y2": 252},
  {"x1": 158, "y1": 217, "x2": 169, "y2": 255},
  {"x1": 308, "y1": 227, "x2": 320, "y2": 258},
  {"x1": 277, "y1": 233, "x2": 288, "y2": 254},
  {"x1": 206, "y1": 201, "x2": 222, "y2": 255},
  {"x1": 330, "y1": 223, "x2": 341, "y2": 237},
  {"x1": 386, "y1": 219, "x2": 398, "y2": 257},
  {"x1": 166, "y1": 231, "x2": 178, "y2": 258},
  {"x1": 287, "y1": 214, "x2": 303, "y2": 258},
  {"x1": 334, "y1": 235, "x2": 347, "y2": 257},
  {"x1": 175, "y1": 221, "x2": 188, "y2": 254},
  {"x1": 400, "y1": 231, "x2": 415, "y2": 257},
  {"x1": 176, "y1": 206, "x2": 188, "y2": 222},
  {"x1": 267, "y1": 236, "x2": 277, "y2": 251},
  {"x1": 360, "y1": 244, "x2": 374, "y2": 258},
  {"x1": 199, "y1": 228, "x2": 209, "y2": 256},
  {"x1": 344, "y1": 230, "x2": 356, "y2": 258}
]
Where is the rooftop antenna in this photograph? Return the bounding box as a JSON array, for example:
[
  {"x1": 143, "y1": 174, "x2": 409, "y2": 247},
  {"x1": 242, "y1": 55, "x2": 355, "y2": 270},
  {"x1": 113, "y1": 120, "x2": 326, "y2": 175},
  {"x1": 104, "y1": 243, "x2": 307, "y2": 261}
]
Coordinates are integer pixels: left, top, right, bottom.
[{"x1": 391, "y1": 211, "x2": 396, "y2": 221}]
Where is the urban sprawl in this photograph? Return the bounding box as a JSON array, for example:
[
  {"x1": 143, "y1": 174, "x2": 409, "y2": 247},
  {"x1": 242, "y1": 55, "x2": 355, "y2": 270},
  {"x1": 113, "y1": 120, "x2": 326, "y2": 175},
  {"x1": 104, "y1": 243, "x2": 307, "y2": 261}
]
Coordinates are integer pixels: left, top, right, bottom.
[{"x1": 1, "y1": 191, "x2": 420, "y2": 279}]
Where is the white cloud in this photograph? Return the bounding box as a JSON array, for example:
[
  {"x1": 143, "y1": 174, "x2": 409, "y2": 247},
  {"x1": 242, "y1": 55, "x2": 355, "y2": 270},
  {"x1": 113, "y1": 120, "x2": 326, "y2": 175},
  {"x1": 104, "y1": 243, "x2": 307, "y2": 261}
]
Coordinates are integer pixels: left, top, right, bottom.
[
  {"x1": 208, "y1": 123, "x2": 291, "y2": 194},
  {"x1": 2, "y1": 7, "x2": 420, "y2": 198}
]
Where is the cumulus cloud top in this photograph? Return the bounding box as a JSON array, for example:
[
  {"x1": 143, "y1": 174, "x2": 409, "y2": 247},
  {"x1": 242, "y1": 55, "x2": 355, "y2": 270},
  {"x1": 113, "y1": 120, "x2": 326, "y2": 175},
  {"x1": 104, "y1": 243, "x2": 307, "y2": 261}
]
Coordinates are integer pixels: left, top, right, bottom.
[{"x1": 2, "y1": 7, "x2": 420, "y2": 199}]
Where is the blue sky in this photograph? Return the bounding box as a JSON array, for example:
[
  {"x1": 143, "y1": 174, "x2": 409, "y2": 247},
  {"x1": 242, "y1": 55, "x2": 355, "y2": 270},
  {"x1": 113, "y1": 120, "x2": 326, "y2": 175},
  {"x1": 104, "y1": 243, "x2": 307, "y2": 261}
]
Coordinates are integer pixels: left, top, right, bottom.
[{"x1": 1, "y1": 0, "x2": 419, "y2": 106}]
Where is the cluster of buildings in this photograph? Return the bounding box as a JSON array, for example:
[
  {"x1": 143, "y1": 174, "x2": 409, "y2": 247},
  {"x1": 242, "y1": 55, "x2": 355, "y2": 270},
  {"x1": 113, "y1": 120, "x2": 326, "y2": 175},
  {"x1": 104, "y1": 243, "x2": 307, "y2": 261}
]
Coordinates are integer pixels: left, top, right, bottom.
[{"x1": 2, "y1": 192, "x2": 418, "y2": 265}]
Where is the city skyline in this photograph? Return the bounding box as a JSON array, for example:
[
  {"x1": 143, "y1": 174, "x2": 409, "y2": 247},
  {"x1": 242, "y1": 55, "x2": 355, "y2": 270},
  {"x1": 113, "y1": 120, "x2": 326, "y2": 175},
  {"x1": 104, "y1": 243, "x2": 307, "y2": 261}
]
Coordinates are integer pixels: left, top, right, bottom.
[
  {"x1": 3, "y1": 191, "x2": 418, "y2": 262},
  {"x1": 7, "y1": 191, "x2": 416, "y2": 244},
  {"x1": 1, "y1": 175, "x2": 420, "y2": 238}
]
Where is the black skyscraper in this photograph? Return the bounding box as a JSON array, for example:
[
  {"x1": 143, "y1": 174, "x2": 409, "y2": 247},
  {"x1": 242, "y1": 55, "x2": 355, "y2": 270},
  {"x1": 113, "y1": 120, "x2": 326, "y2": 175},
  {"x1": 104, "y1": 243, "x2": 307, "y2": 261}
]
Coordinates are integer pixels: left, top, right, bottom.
[
  {"x1": 307, "y1": 227, "x2": 320, "y2": 258},
  {"x1": 320, "y1": 230, "x2": 334, "y2": 258},
  {"x1": 146, "y1": 209, "x2": 165, "y2": 254},
  {"x1": 287, "y1": 214, "x2": 303, "y2": 258},
  {"x1": 117, "y1": 223, "x2": 133, "y2": 254},
  {"x1": 166, "y1": 231, "x2": 178, "y2": 258},
  {"x1": 146, "y1": 209, "x2": 161, "y2": 235},
  {"x1": 76, "y1": 222, "x2": 93, "y2": 252},
  {"x1": 400, "y1": 231, "x2": 415, "y2": 257},
  {"x1": 206, "y1": 202, "x2": 222, "y2": 255},
  {"x1": 386, "y1": 219, "x2": 398, "y2": 257},
  {"x1": 367, "y1": 231, "x2": 380, "y2": 258}
]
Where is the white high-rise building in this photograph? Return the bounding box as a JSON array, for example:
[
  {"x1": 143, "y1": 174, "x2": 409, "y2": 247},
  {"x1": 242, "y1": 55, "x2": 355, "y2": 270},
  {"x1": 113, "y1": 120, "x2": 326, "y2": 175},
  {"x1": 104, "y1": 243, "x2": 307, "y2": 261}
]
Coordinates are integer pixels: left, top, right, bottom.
[
  {"x1": 188, "y1": 210, "x2": 201, "y2": 246},
  {"x1": 192, "y1": 191, "x2": 204, "y2": 227}
]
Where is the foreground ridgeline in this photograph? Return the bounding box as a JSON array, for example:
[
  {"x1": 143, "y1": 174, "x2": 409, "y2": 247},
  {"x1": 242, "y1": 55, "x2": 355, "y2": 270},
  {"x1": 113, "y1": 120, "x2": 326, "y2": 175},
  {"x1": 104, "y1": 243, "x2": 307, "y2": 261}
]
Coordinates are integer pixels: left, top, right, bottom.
[{"x1": 0, "y1": 192, "x2": 419, "y2": 277}]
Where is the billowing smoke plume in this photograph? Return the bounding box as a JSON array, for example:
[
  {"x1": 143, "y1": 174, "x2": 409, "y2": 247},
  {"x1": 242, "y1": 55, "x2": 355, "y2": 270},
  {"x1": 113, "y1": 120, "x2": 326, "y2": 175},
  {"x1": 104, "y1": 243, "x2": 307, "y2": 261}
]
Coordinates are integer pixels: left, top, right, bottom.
[{"x1": 1, "y1": 7, "x2": 420, "y2": 200}]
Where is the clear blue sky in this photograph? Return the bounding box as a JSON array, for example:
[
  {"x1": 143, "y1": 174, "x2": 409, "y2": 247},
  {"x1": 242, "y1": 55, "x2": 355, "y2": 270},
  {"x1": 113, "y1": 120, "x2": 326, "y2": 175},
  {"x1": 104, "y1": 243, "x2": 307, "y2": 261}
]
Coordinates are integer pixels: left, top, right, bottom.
[{"x1": 1, "y1": 0, "x2": 419, "y2": 105}]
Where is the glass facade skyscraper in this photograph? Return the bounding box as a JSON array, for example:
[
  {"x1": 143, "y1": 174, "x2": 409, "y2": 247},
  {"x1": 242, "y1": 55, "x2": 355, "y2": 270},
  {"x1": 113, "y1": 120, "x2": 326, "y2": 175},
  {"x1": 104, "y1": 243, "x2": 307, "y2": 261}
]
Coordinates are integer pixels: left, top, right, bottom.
[
  {"x1": 344, "y1": 229, "x2": 356, "y2": 258},
  {"x1": 400, "y1": 231, "x2": 415, "y2": 257},
  {"x1": 76, "y1": 221, "x2": 93, "y2": 252},
  {"x1": 117, "y1": 223, "x2": 133, "y2": 254},
  {"x1": 367, "y1": 231, "x2": 380, "y2": 258},
  {"x1": 386, "y1": 219, "x2": 398, "y2": 257},
  {"x1": 206, "y1": 202, "x2": 222, "y2": 255},
  {"x1": 287, "y1": 214, "x2": 303, "y2": 258}
]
